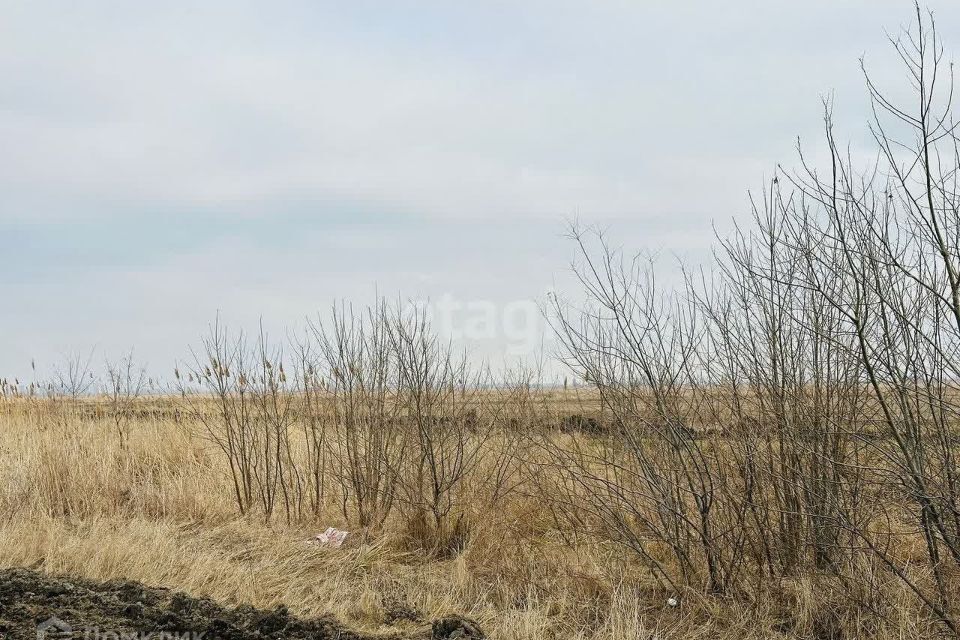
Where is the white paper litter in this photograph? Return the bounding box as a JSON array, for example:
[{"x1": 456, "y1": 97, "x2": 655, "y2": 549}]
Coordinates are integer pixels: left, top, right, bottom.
[{"x1": 310, "y1": 527, "x2": 349, "y2": 548}]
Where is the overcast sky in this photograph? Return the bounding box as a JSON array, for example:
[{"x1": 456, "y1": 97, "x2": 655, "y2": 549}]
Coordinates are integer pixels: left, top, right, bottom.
[{"x1": 3, "y1": 1, "x2": 960, "y2": 382}]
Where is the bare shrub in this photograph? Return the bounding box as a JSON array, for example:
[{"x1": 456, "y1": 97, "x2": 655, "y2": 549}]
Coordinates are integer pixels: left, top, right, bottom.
[
  {"x1": 291, "y1": 331, "x2": 328, "y2": 517},
  {"x1": 309, "y1": 301, "x2": 405, "y2": 529},
  {"x1": 104, "y1": 351, "x2": 148, "y2": 448},
  {"x1": 179, "y1": 319, "x2": 260, "y2": 517},
  {"x1": 544, "y1": 231, "x2": 747, "y2": 594},
  {"x1": 248, "y1": 327, "x2": 303, "y2": 523},
  {"x1": 387, "y1": 304, "x2": 494, "y2": 555},
  {"x1": 40, "y1": 351, "x2": 97, "y2": 430}
]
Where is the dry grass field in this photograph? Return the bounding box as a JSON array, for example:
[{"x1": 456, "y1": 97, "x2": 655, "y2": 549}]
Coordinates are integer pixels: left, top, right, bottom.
[
  {"x1": 0, "y1": 393, "x2": 679, "y2": 640},
  {"x1": 0, "y1": 388, "x2": 950, "y2": 640}
]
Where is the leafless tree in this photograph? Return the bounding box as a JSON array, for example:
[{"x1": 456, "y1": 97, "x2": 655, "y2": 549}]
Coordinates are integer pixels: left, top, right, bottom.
[{"x1": 104, "y1": 351, "x2": 148, "y2": 448}]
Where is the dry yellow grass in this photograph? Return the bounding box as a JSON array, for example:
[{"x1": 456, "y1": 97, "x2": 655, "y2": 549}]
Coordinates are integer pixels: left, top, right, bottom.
[{"x1": 0, "y1": 395, "x2": 942, "y2": 639}]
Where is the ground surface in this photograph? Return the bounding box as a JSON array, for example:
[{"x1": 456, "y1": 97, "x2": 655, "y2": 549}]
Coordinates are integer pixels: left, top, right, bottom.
[{"x1": 0, "y1": 568, "x2": 484, "y2": 640}]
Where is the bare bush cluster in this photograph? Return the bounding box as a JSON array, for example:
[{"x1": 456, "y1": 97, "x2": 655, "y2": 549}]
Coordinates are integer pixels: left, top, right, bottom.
[
  {"x1": 542, "y1": 8, "x2": 960, "y2": 634},
  {"x1": 177, "y1": 303, "x2": 508, "y2": 555}
]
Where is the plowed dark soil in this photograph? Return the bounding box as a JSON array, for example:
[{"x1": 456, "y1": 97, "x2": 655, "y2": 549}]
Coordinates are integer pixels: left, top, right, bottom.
[{"x1": 0, "y1": 568, "x2": 484, "y2": 639}]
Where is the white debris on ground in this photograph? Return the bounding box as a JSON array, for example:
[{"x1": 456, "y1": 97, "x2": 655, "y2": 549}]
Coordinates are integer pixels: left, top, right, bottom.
[
  {"x1": 666, "y1": 597, "x2": 679, "y2": 608},
  {"x1": 309, "y1": 527, "x2": 349, "y2": 548}
]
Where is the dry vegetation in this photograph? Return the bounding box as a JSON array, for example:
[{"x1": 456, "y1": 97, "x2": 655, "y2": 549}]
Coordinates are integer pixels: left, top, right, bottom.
[
  {"x1": 3, "y1": 383, "x2": 900, "y2": 640},
  {"x1": 6, "y1": 6, "x2": 960, "y2": 639}
]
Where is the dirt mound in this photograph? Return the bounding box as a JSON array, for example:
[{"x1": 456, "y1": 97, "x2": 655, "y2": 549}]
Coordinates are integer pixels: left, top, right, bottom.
[{"x1": 0, "y1": 567, "x2": 484, "y2": 640}]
